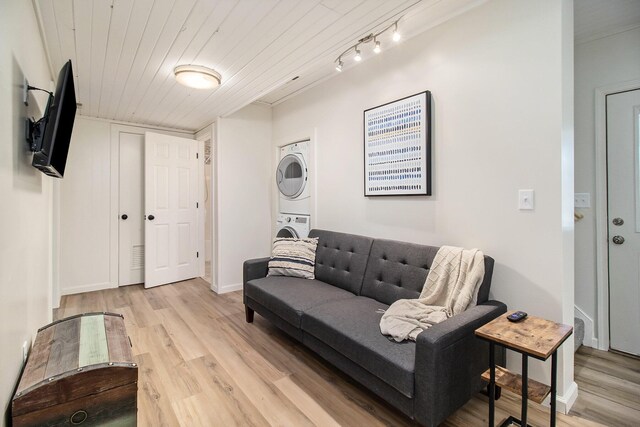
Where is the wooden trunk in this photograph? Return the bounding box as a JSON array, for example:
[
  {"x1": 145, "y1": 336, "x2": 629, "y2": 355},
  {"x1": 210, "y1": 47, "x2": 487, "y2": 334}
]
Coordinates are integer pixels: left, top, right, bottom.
[{"x1": 12, "y1": 313, "x2": 138, "y2": 426}]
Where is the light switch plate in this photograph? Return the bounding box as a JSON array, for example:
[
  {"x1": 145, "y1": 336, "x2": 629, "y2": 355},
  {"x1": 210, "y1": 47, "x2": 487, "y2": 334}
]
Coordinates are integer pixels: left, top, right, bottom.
[
  {"x1": 518, "y1": 189, "x2": 534, "y2": 210},
  {"x1": 575, "y1": 193, "x2": 590, "y2": 208}
]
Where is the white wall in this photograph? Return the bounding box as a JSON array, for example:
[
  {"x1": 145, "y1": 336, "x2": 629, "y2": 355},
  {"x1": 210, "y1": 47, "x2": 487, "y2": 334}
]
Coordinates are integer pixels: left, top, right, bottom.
[
  {"x1": 216, "y1": 105, "x2": 273, "y2": 292},
  {"x1": 574, "y1": 27, "x2": 640, "y2": 346},
  {"x1": 59, "y1": 118, "x2": 112, "y2": 294},
  {"x1": 0, "y1": 0, "x2": 54, "y2": 422},
  {"x1": 59, "y1": 116, "x2": 192, "y2": 295},
  {"x1": 273, "y1": 0, "x2": 576, "y2": 406}
]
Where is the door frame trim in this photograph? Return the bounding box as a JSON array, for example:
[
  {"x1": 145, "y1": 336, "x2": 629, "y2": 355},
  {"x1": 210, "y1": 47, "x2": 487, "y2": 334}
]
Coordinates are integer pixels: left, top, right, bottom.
[{"x1": 594, "y1": 79, "x2": 640, "y2": 351}]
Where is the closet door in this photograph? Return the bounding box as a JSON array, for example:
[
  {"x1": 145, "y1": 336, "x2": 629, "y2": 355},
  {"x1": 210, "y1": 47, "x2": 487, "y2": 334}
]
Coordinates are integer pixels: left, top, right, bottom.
[
  {"x1": 117, "y1": 130, "x2": 145, "y2": 286},
  {"x1": 144, "y1": 132, "x2": 198, "y2": 288}
]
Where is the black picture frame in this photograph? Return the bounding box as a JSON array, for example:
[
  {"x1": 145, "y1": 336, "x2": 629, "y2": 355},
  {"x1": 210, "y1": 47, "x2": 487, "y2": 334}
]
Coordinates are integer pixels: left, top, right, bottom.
[{"x1": 363, "y1": 90, "x2": 432, "y2": 196}]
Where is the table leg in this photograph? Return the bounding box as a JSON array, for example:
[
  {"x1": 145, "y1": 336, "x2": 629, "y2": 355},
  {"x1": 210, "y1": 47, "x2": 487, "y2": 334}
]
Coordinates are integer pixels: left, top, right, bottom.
[
  {"x1": 521, "y1": 354, "x2": 528, "y2": 427},
  {"x1": 489, "y1": 342, "x2": 495, "y2": 427},
  {"x1": 551, "y1": 351, "x2": 558, "y2": 427}
]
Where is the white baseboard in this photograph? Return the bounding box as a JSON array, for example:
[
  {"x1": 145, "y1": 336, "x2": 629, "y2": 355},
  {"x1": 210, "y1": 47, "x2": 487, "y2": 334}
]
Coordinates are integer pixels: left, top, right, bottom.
[
  {"x1": 556, "y1": 381, "x2": 579, "y2": 414},
  {"x1": 574, "y1": 305, "x2": 597, "y2": 348},
  {"x1": 211, "y1": 282, "x2": 243, "y2": 294},
  {"x1": 61, "y1": 281, "x2": 116, "y2": 296}
]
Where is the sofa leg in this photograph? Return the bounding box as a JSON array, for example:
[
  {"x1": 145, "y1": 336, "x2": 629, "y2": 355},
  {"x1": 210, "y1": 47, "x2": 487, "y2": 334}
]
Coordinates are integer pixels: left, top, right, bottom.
[{"x1": 245, "y1": 306, "x2": 254, "y2": 323}]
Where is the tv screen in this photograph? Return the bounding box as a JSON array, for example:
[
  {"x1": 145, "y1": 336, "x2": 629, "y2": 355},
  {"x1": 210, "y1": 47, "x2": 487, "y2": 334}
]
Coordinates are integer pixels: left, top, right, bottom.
[{"x1": 32, "y1": 60, "x2": 77, "y2": 178}]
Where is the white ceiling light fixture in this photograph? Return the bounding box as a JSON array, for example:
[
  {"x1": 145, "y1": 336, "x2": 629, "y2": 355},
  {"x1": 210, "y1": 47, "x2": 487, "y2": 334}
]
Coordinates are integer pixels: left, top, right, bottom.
[
  {"x1": 334, "y1": 18, "x2": 402, "y2": 72},
  {"x1": 174, "y1": 65, "x2": 221, "y2": 90}
]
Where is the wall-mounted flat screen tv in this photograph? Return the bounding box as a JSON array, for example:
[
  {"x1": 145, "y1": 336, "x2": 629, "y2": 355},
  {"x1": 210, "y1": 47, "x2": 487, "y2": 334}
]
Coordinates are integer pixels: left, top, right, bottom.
[{"x1": 32, "y1": 60, "x2": 77, "y2": 178}]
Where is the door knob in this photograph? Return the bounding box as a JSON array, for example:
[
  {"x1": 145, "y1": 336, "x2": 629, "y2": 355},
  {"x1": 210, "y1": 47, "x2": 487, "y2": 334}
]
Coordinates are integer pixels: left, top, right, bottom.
[
  {"x1": 612, "y1": 235, "x2": 625, "y2": 245},
  {"x1": 121, "y1": 214, "x2": 128, "y2": 220},
  {"x1": 612, "y1": 217, "x2": 624, "y2": 226},
  {"x1": 148, "y1": 215, "x2": 155, "y2": 221}
]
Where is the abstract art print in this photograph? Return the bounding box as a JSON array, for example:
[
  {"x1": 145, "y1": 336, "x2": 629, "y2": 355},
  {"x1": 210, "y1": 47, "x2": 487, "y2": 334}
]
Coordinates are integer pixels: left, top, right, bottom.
[{"x1": 364, "y1": 91, "x2": 431, "y2": 196}]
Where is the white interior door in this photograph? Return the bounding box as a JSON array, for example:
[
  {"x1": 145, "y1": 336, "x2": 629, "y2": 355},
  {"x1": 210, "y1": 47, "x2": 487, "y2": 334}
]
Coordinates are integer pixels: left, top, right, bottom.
[
  {"x1": 118, "y1": 131, "x2": 145, "y2": 286},
  {"x1": 607, "y1": 88, "x2": 640, "y2": 356},
  {"x1": 145, "y1": 132, "x2": 199, "y2": 288}
]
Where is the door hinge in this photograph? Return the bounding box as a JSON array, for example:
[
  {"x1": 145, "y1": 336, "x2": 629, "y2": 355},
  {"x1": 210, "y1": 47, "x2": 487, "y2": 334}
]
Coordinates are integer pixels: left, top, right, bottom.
[
  {"x1": 196, "y1": 202, "x2": 199, "y2": 208},
  {"x1": 196, "y1": 252, "x2": 199, "y2": 258},
  {"x1": 196, "y1": 153, "x2": 199, "y2": 159}
]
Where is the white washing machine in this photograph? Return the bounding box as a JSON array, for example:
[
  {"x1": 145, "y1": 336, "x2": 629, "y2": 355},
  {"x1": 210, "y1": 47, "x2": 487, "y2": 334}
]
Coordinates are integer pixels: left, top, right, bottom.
[
  {"x1": 275, "y1": 214, "x2": 310, "y2": 238},
  {"x1": 277, "y1": 140, "x2": 310, "y2": 215}
]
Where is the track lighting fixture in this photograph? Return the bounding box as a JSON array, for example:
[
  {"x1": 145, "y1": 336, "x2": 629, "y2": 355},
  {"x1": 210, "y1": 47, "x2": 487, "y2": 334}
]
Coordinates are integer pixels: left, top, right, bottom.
[{"x1": 334, "y1": 19, "x2": 402, "y2": 72}]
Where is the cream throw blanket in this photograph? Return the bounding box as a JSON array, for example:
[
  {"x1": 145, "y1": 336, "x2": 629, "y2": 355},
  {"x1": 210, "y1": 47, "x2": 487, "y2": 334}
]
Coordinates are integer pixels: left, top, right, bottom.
[{"x1": 379, "y1": 246, "x2": 485, "y2": 342}]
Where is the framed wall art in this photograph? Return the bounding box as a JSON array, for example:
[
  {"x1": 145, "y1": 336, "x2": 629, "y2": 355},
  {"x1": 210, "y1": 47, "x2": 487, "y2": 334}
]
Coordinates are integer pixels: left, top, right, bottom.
[{"x1": 364, "y1": 91, "x2": 431, "y2": 196}]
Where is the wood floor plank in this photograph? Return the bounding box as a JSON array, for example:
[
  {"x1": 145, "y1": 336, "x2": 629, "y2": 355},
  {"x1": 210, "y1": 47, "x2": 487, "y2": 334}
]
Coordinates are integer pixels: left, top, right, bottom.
[
  {"x1": 136, "y1": 352, "x2": 181, "y2": 427},
  {"x1": 56, "y1": 280, "x2": 636, "y2": 427},
  {"x1": 126, "y1": 285, "x2": 161, "y2": 328},
  {"x1": 274, "y1": 375, "x2": 342, "y2": 427},
  {"x1": 172, "y1": 392, "x2": 230, "y2": 427},
  {"x1": 144, "y1": 323, "x2": 202, "y2": 400},
  {"x1": 189, "y1": 355, "x2": 270, "y2": 427},
  {"x1": 155, "y1": 306, "x2": 208, "y2": 361}
]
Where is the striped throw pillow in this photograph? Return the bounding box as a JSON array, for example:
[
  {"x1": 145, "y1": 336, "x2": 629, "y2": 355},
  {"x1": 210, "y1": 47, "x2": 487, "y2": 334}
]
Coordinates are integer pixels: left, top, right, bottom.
[{"x1": 268, "y1": 237, "x2": 319, "y2": 279}]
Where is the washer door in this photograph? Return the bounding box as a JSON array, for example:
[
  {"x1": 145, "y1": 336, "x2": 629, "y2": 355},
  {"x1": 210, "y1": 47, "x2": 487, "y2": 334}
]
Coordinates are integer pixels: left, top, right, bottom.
[
  {"x1": 277, "y1": 154, "x2": 307, "y2": 198},
  {"x1": 276, "y1": 226, "x2": 299, "y2": 238}
]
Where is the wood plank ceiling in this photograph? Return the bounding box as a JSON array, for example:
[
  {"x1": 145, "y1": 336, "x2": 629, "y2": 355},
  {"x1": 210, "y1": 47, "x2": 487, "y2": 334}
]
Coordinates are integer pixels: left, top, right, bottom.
[
  {"x1": 574, "y1": 0, "x2": 640, "y2": 44},
  {"x1": 35, "y1": 0, "x2": 483, "y2": 131}
]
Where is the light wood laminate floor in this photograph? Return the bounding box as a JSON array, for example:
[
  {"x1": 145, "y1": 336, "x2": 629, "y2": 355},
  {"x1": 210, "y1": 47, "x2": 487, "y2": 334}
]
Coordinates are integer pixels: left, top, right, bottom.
[{"x1": 54, "y1": 279, "x2": 635, "y2": 426}]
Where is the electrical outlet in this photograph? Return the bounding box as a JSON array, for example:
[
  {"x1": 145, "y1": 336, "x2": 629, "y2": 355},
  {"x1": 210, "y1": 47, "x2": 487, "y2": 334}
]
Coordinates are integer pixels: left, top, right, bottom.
[
  {"x1": 575, "y1": 193, "x2": 590, "y2": 208},
  {"x1": 22, "y1": 341, "x2": 29, "y2": 364}
]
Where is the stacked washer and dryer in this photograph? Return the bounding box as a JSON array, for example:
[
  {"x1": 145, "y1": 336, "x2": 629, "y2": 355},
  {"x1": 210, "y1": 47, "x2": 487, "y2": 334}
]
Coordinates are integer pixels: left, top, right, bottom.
[{"x1": 276, "y1": 140, "x2": 311, "y2": 238}]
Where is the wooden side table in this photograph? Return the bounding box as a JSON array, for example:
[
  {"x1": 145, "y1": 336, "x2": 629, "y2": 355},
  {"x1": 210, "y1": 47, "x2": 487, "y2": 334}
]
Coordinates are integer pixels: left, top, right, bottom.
[{"x1": 475, "y1": 311, "x2": 572, "y2": 427}]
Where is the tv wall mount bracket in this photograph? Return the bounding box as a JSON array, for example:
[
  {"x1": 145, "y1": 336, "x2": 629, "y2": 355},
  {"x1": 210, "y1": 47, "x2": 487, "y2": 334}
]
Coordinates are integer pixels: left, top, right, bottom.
[{"x1": 24, "y1": 78, "x2": 53, "y2": 152}]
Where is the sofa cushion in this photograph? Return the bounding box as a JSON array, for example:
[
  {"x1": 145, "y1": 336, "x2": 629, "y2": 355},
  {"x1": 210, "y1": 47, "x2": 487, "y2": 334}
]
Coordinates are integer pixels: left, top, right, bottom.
[
  {"x1": 361, "y1": 239, "x2": 495, "y2": 306},
  {"x1": 244, "y1": 276, "x2": 355, "y2": 328},
  {"x1": 309, "y1": 229, "x2": 374, "y2": 295},
  {"x1": 361, "y1": 239, "x2": 437, "y2": 305},
  {"x1": 302, "y1": 297, "x2": 416, "y2": 398}
]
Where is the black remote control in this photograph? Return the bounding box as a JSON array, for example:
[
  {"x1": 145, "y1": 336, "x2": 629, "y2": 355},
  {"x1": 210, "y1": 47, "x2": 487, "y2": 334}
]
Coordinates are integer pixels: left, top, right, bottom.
[{"x1": 507, "y1": 311, "x2": 528, "y2": 322}]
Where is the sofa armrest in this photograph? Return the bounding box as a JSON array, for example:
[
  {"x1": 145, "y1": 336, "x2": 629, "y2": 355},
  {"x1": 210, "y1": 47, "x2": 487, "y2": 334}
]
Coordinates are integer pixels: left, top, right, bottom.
[
  {"x1": 413, "y1": 301, "x2": 507, "y2": 427},
  {"x1": 418, "y1": 300, "x2": 507, "y2": 348},
  {"x1": 243, "y1": 257, "x2": 270, "y2": 302}
]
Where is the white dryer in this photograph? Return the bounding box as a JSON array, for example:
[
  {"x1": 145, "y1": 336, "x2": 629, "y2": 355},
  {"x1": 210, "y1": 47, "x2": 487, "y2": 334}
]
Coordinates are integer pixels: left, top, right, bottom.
[
  {"x1": 275, "y1": 214, "x2": 310, "y2": 238},
  {"x1": 277, "y1": 140, "x2": 310, "y2": 215}
]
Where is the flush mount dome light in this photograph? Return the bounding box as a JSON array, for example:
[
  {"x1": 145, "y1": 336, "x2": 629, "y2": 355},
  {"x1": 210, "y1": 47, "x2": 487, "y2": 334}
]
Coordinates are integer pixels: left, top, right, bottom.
[{"x1": 174, "y1": 65, "x2": 221, "y2": 89}]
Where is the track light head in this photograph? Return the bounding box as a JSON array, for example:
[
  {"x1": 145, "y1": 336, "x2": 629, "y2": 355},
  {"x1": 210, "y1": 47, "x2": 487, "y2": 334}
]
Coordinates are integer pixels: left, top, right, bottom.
[
  {"x1": 335, "y1": 60, "x2": 343, "y2": 72},
  {"x1": 354, "y1": 48, "x2": 362, "y2": 62},
  {"x1": 392, "y1": 22, "x2": 401, "y2": 42},
  {"x1": 373, "y1": 40, "x2": 381, "y2": 54}
]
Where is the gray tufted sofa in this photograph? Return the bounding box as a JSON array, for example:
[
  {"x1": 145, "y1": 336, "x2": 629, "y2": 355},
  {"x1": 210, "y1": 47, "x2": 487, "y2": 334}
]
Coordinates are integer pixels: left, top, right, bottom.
[{"x1": 243, "y1": 229, "x2": 506, "y2": 426}]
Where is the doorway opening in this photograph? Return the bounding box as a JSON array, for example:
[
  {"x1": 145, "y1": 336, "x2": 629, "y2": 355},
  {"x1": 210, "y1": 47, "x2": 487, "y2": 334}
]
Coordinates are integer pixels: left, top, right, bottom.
[
  {"x1": 603, "y1": 88, "x2": 640, "y2": 357},
  {"x1": 590, "y1": 82, "x2": 640, "y2": 357}
]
